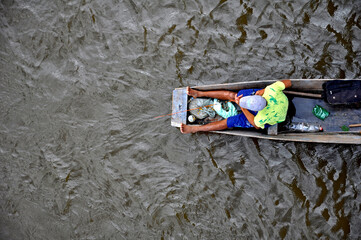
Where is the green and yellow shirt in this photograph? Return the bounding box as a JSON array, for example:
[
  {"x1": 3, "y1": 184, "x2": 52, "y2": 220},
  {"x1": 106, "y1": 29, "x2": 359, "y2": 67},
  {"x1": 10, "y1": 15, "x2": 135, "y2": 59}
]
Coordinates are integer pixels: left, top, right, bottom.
[{"x1": 254, "y1": 81, "x2": 289, "y2": 129}]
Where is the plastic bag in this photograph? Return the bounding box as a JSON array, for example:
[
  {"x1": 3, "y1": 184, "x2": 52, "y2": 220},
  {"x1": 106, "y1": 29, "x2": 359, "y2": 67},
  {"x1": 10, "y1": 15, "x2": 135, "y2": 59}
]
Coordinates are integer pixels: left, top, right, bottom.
[
  {"x1": 213, "y1": 99, "x2": 238, "y2": 118},
  {"x1": 189, "y1": 98, "x2": 216, "y2": 119},
  {"x1": 312, "y1": 105, "x2": 330, "y2": 120}
]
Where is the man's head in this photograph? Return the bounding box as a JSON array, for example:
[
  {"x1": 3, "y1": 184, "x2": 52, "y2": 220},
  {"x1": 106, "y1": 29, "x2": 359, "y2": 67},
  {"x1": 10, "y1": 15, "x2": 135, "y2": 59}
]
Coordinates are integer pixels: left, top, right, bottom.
[{"x1": 238, "y1": 95, "x2": 266, "y2": 111}]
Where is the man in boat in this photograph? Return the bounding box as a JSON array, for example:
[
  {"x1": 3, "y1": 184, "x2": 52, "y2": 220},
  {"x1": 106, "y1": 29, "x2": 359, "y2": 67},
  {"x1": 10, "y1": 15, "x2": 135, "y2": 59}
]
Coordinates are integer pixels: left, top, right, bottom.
[{"x1": 180, "y1": 80, "x2": 292, "y2": 133}]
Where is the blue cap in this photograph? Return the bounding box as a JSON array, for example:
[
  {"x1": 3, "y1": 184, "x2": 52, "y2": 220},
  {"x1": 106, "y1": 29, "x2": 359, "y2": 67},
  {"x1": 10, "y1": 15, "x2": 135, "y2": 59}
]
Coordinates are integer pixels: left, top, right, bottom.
[{"x1": 238, "y1": 95, "x2": 266, "y2": 111}]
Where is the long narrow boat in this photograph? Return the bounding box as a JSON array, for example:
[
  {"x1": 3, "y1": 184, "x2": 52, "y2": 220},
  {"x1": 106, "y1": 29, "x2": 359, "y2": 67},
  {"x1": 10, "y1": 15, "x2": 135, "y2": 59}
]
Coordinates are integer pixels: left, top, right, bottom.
[{"x1": 171, "y1": 79, "x2": 361, "y2": 144}]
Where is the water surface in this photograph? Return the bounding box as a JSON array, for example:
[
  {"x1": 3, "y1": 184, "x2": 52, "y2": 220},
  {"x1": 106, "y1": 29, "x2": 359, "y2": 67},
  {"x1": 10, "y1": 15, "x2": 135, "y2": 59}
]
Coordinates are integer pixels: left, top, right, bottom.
[{"x1": 1, "y1": 0, "x2": 361, "y2": 239}]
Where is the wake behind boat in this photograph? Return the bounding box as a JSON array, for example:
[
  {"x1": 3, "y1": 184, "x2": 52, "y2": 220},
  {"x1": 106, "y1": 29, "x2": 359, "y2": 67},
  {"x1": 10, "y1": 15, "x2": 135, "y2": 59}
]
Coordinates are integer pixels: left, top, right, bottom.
[{"x1": 171, "y1": 79, "x2": 361, "y2": 145}]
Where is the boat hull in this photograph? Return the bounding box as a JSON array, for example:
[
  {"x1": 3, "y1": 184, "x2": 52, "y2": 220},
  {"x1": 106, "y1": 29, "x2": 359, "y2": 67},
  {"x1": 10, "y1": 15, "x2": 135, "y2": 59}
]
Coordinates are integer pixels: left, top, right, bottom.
[{"x1": 171, "y1": 79, "x2": 361, "y2": 144}]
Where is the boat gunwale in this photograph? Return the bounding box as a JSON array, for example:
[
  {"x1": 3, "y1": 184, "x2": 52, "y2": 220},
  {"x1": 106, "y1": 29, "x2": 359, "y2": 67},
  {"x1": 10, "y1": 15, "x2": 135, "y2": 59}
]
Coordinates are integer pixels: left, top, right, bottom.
[{"x1": 210, "y1": 130, "x2": 361, "y2": 145}]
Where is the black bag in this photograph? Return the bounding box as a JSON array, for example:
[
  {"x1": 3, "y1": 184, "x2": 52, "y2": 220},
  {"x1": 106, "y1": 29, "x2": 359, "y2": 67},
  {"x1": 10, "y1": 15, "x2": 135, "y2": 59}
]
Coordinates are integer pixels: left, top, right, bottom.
[{"x1": 322, "y1": 80, "x2": 361, "y2": 105}]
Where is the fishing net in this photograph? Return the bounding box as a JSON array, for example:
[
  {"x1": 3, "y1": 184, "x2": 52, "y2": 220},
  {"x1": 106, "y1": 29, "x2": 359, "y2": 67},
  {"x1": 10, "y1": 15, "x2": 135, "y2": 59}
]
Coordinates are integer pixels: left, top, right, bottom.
[{"x1": 189, "y1": 98, "x2": 216, "y2": 119}]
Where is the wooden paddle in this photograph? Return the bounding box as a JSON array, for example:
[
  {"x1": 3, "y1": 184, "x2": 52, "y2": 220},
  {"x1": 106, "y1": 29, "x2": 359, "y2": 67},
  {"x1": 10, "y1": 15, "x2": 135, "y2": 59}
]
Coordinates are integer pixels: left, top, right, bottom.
[
  {"x1": 283, "y1": 90, "x2": 322, "y2": 98},
  {"x1": 349, "y1": 123, "x2": 361, "y2": 128}
]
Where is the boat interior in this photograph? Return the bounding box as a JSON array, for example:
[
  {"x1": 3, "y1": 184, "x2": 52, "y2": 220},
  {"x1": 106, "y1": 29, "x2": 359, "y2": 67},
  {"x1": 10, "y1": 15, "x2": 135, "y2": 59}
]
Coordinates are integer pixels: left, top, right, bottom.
[
  {"x1": 186, "y1": 95, "x2": 361, "y2": 134},
  {"x1": 287, "y1": 96, "x2": 361, "y2": 133},
  {"x1": 187, "y1": 94, "x2": 361, "y2": 133}
]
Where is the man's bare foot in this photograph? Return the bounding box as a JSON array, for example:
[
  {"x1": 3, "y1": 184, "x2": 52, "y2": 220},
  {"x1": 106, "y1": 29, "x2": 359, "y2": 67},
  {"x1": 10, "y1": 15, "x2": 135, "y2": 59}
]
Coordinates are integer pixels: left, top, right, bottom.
[
  {"x1": 186, "y1": 86, "x2": 200, "y2": 98},
  {"x1": 180, "y1": 123, "x2": 197, "y2": 134}
]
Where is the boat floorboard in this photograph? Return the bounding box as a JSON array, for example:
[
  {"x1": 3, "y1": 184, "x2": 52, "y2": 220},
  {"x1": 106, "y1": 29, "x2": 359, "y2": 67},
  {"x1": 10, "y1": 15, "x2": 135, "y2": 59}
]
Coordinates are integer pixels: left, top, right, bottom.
[{"x1": 289, "y1": 97, "x2": 361, "y2": 132}]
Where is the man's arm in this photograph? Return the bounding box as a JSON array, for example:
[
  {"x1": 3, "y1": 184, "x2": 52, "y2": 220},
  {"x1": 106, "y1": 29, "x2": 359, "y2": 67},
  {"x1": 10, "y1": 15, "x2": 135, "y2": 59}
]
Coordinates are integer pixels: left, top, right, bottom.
[
  {"x1": 241, "y1": 108, "x2": 260, "y2": 129},
  {"x1": 281, "y1": 79, "x2": 292, "y2": 88},
  {"x1": 255, "y1": 89, "x2": 265, "y2": 96},
  {"x1": 235, "y1": 95, "x2": 260, "y2": 129}
]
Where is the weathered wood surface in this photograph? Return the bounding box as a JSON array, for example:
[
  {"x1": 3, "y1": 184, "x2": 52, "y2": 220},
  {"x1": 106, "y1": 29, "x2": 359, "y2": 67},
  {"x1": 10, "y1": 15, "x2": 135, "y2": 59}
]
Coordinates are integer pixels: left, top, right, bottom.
[
  {"x1": 283, "y1": 90, "x2": 322, "y2": 98},
  {"x1": 171, "y1": 88, "x2": 188, "y2": 127},
  {"x1": 267, "y1": 123, "x2": 278, "y2": 136},
  {"x1": 290, "y1": 96, "x2": 361, "y2": 133},
  {"x1": 193, "y1": 79, "x2": 329, "y2": 92},
  {"x1": 211, "y1": 130, "x2": 361, "y2": 145}
]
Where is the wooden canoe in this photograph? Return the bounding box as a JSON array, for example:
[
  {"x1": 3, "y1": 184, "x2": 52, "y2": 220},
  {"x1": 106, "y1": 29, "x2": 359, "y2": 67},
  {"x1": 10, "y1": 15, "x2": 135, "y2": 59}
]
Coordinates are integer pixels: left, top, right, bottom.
[{"x1": 171, "y1": 79, "x2": 361, "y2": 145}]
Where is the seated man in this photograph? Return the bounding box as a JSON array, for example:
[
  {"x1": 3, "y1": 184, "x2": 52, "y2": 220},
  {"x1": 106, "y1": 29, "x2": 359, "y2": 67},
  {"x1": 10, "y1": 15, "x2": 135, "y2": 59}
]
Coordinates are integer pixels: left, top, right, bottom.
[{"x1": 180, "y1": 79, "x2": 292, "y2": 133}]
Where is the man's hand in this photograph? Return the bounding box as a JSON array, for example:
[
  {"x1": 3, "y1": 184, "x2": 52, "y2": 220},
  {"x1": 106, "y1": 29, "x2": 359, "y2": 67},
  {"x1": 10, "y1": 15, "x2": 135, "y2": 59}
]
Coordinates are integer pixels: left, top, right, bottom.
[
  {"x1": 255, "y1": 89, "x2": 265, "y2": 96},
  {"x1": 234, "y1": 94, "x2": 243, "y2": 105},
  {"x1": 281, "y1": 79, "x2": 292, "y2": 88}
]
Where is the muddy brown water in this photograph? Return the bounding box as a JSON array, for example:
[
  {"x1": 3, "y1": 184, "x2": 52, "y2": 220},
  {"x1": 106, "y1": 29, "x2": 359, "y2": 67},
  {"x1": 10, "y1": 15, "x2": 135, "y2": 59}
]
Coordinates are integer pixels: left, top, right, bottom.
[{"x1": 1, "y1": 0, "x2": 361, "y2": 239}]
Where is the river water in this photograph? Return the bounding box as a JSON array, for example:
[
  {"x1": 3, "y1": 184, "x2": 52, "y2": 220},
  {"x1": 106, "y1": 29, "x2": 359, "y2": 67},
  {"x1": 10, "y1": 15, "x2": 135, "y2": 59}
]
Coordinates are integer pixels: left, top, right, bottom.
[{"x1": 1, "y1": 0, "x2": 361, "y2": 239}]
